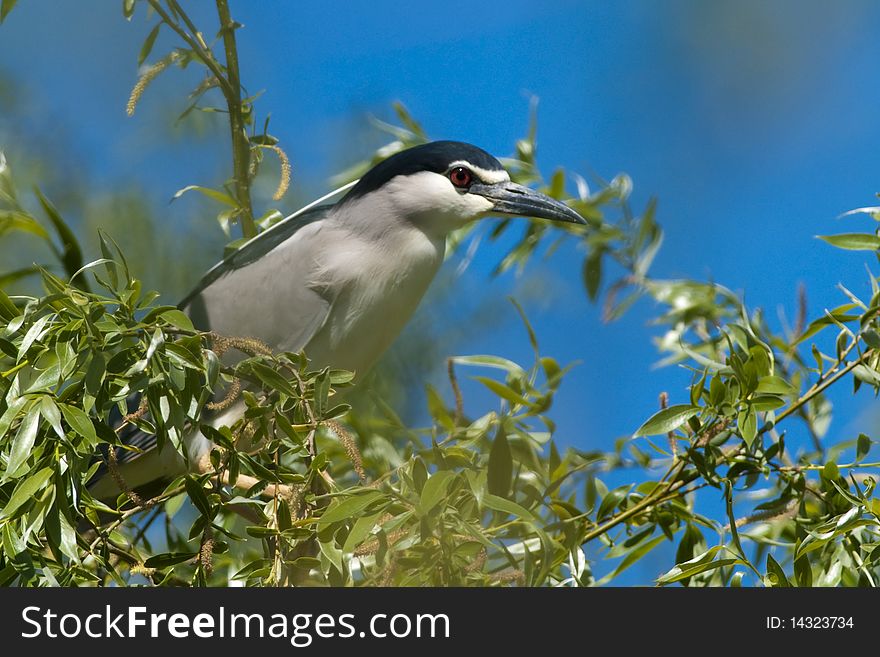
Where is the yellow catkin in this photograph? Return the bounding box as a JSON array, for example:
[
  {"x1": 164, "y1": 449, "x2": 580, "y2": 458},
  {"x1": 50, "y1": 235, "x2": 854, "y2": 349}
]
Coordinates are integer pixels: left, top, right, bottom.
[
  {"x1": 269, "y1": 145, "x2": 291, "y2": 200},
  {"x1": 199, "y1": 528, "x2": 214, "y2": 576},
  {"x1": 354, "y1": 529, "x2": 409, "y2": 557},
  {"x1": 107, "y1": 446, "x2": 145, "y2": 508},
  {"x1": 126, "y1": 55, "x2": 175, "y2": 117},
  {"x1": 489, "y1": 569, "x2": 525, "y2": 585},
  {"x1": 206, "y1": 332, "x2": 272, "y2": 358},
  {"x1": 324, "y1": 419, "x2": 365, "y2": 482},
  {"x1": 130, "y1": 564, "x2": 157, "y2": 577},
  {"x1": 464, "y1": 548, "x2": 488, "y2": 573},
  {"x1": 123, "y1": 396, "x2": 149, "y2": 424},
  {"x1": 206, "y1": 378, "x2": 241, "y2": 411}
]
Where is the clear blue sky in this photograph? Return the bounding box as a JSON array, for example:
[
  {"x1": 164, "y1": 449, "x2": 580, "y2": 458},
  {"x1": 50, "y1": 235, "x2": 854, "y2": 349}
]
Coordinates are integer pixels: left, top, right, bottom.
[{"x1": 2, "y1": 0, "x2": 880, "y2": 583}]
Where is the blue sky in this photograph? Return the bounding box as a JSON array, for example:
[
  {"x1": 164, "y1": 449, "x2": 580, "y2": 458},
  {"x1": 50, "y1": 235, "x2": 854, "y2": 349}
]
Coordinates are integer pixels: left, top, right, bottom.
[{"x1": 2, "y1": 1, "x2": 880, "y2": 582}]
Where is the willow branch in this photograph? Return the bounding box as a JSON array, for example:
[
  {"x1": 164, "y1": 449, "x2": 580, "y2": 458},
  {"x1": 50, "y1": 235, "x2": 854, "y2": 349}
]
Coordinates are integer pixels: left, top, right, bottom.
[{"x1": 215, "y1": 0, "x2": 256, "y2": 238}]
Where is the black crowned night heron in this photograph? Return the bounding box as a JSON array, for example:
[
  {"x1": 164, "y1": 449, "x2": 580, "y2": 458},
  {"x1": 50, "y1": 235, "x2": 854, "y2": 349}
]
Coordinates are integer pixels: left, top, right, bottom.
[{"x1": 89, "y1": 140, "x2": 586, "y2": 499}]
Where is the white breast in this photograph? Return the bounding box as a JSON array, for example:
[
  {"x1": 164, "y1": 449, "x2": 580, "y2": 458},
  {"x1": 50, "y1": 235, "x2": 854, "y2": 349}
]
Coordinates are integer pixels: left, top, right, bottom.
[
  {"x1": 187, "y1": 192, "x2": 448, "y2": 380},
  {"x1": 304, "y1": 221, "x2": 446, "y2": 376}
]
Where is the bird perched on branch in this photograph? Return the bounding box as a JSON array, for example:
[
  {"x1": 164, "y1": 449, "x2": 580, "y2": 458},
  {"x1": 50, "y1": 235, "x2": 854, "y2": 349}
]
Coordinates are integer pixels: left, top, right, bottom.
[{"x1": 89, "y1": 140, "x2": 586, "y2": 500}]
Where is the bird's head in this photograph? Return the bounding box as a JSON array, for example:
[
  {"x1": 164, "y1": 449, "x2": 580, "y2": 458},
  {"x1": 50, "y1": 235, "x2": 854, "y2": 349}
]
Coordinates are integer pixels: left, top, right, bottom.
[{"x1": 341, "y1": 141, "x2": 586, "y2": 235}]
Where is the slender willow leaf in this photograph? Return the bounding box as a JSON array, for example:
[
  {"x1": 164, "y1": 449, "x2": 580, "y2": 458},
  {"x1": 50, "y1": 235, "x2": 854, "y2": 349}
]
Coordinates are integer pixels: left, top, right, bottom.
[
  {"x1": 318, "y1": 491, "x2": 384, "y2": 525},
  {"x1": 144, "y1": 552, "x2": 199, "y2": 569},
  {"x1": 482, "y1": 493, "x2": 539, "y2": 524},
  {"x1": 634, "y1": 404, "x2": 700, "y2": 437},
  {"x1": 419, "y1": 470, "x2": 455, "y2": 515},
  {"x1": 817, "y1": 233, "x2": 880, "y2": 251},
  {"x1": 487, "y1": 426, "x2": 513, "y2": 498},
  {"x1": 59, "y1": 403, "x2": 97, "y2": 446},
  {"x1": 6, "y1": 405, "x2": 40, "y2": 476},
  {"x1": 34, "y1": 188, "x2": 87, "y2": 289},
  {"x1": 765, "y1": 554, "x2": 791, "y2": 587},
  {"x1": 0, "y1": 467, "x2": 53, "y2": 519},
  {"x1": 0, "y1": 0, "x2": 18, "y2": 23}
]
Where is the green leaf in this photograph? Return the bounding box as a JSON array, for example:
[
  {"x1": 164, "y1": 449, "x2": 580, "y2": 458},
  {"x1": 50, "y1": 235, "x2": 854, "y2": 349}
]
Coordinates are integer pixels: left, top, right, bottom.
[
  {"x1": 138, "y1": 23, "x2": 162, "y2": 66},
  {"x1": 510, "y1": 297, "x2": 539, "y2": 355},
  {"x1": 822, "y1": 461, "x2": 839, "y2": 481},
  {"x1": 473, "y1": 376, "x2": 533, "y2": 408},
  {"x1": 0, "y1": 210, "x2": 49, "y2": 239},
  {"x1": 737, "y1": 407, "x2": 757, "y2": 447},
  {"x1": 17, "y1": 314, "x2": 51, "y2": 362},
  {"x1": 487, "y1": 426, "x2": 513, "y2": 498},
  {"x1": 342, "y1": 511, "x2": 385, "y2": 553},
  {"x1": 673, "y1": 523, "x2": 704, "y2": 584},
  {"x1": 84, "y1": 352, "x2": 106, "y2": 397},
  {"x1": 0, "y1": 288, "x2": 20, "y2": 321},
  {"x1": 59, "y1": 403, "x2": 97, "y2": 446},
  {"x1": 852, "y1": 364, "x2": 880, "y2": 386},
  {"x1": 39, "y1": 396, "x2": 64, "y2": 441},
  {"x1": 144, "y1": 552, "x2": 199, "y2": 569},
  {"x1": 6, "y1": 404, "x2": 40, "y2": 477},
  {"x1": 583, "y1": 250, "x2": 602, "y2": 301},
  {"x1": 765, "y1": 554, "x2": 791, "y2": 587},
  {"x1": 172, "y1": 185, "x2": 237, "y2": 207},
  {"x1": 159, "y1": 309, "x2": 193, "y2": 331},
  {"x1": 231, "y1": 559, "x2": 271, "y2": 581},
  {"x1": 482, "y1": 493, "x2": 538, "y2": 524},
  {"x1": 318, "y1": 491, "x2": 384, "y2": 525},
  {"x1": 0, "y1": 396, "x2": 27, "y2": 439},
  {"x1": 817, "y1": 233, "x2": 880, "y2": 251},
  {"x1": 248, "y1": 362, "x2": 298, "y2": 398},
  {"x1": 862, "y1": 329, "x2": 880, "y2": 349},
  {"x1": 0, "y1": 0, "x2": 18, "y2": 23},
  {"x1": 794, "y1": 556, "x2": 813, "y2": 587},
  {"x1": 451, "y1": 354, "x2": 528, "y2": 379},
  {"x1": 0, "y1": 467, "x2": 53, "y2": 519},
  {"x1": 633, "y1": 404, "x2": 700, "y2": 437},
  {"x1": 246, "y1": 526, "x2": 279, "y2": 538},
  {"x1": 597, "y1": 484, "x2": 632, "y2": 520},
  {"x1": 56, "y1": 508, "x2": 80, "y2": 563},
  {"x1": 708, "y1": 375, "x2": 726, "y2": 407},
  {"x1": 97, "y1": 229, "x2": 131, "y2": 287},
  {"x1": 657, "y1": 546, "x2": 742, "y2": 585},
  {"x1": 318, "y1": 537, "x2": 344, "y2": 574},
  {"x1": 750, "y1": 395, "x2": 785, "y2": 411},
  {"x1": 596, "y1": 535, "x2": 665, "y2": 585},
  {"x1": 796, "y1": 305, "x2": 859, "y2": 344},
  {"x1": 145, "y1": 327, "x2": 165, "y2": 361},
  {"x1": 755, "y1": 375, "x2": 797, "y2": 395},
  {"x1": 184, "y1": 476, "x2": 214, "y2": 519},
  {"x1": 418, "y1": 470, "x2": 455, "y2": 515},
  {"x1": 35, "y1": 188, "x2": 87, "y2": 288},
  {"x1": 425, "y1": 384, "x2": 452, "y2": 428},
  {"x1": 856, "y1": 433, "x2": 873, "y2": 463}
]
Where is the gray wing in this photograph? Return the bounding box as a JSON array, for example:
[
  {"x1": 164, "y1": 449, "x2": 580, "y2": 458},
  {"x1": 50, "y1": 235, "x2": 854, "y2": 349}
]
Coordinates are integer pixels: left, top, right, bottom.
[
  {"x1": 182, "y1": 205, "x2": 335, "y2": 355},
  {"x1": 90, "y1": 206, "x2": 336, "y2": 493}
]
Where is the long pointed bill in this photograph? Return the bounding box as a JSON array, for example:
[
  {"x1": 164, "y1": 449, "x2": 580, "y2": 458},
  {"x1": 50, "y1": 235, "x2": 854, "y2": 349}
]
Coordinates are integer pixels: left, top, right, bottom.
[{"x1": 469, "y1": 181, "x2": 587, "y2": 225}]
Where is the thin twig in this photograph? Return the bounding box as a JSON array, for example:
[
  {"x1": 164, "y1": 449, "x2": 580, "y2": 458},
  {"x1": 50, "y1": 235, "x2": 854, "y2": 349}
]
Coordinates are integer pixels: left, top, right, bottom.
[{"x1": 447, "y1": 358, "x2": 464, "y2": 424}]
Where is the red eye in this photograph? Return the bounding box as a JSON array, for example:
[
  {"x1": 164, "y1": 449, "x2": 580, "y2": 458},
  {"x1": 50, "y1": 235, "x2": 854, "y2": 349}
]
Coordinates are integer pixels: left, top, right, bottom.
[{"x1": 448, "y1": 166, "x2": 473, "y2": 188}]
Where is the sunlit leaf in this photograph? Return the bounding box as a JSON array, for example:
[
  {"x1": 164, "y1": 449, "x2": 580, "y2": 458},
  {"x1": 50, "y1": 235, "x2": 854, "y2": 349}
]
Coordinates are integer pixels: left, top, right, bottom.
[
  {"x1": 634, "y1": 404, "x2": 700, "y2": 437},
  {"x1": 816, "y1": 233, "x2": 880, "y2": 251}
]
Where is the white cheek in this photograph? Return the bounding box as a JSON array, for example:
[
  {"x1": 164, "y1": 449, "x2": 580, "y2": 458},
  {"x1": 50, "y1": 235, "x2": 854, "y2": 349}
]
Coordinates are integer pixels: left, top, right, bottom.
[
  {"x1": 457, "y1": 193, "x2": 493, "y2": 217},
  {"x1": 389, "y1": 172, "x2": 492, "y2": 222}
]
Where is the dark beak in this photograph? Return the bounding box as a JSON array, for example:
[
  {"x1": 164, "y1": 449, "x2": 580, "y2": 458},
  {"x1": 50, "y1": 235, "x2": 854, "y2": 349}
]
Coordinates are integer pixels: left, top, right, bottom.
[{"x1": 469, "y1": 181, "x2": 587, "y2": 225}]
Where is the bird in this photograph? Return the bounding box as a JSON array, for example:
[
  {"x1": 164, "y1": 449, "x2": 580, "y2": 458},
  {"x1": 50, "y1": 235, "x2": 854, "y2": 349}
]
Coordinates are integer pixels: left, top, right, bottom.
[{"x1": 88, "y1": 140, "x2": 586, "y2": 500}]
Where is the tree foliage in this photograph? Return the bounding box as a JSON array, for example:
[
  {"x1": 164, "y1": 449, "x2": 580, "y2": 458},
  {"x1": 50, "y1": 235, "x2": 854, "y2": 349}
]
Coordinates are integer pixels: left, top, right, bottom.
[{"x1": 0, "y1": 0, "x2": 879, "y2": 587}]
